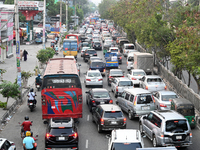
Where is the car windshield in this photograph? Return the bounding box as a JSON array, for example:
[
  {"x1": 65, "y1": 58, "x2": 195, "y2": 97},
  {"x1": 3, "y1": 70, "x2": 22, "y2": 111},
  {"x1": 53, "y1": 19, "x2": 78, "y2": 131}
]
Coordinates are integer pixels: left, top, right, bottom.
[
  {"x1": 50, "y1": 128, "x2": 73, "y2": 135},
  {"x1": 104, "y1": 111, "x2": 123, "y2": 118},
  {"x1": 125, "y1": 45, "x2": 135, "y2": 49},
  {"x1": 132, "y1": 72, "x2": 145, "y2": 76},
  {"x1": 137, "y1": 94, "x2": 153, "y2": 104},
  {"x1": 88, "y1": 72, "x2": 101, "y2": 77},
  {"x1": 93, "y1": 92, "x2": 110, "y2": 98},
  {"x1": 166, "y1": 120, "x2": 188, "y2": 132},
  {"x1": 111, "y1": 143, "x2": 142, "y2": 150},
  {"x1": 111, "y1": 71, "x2": 123, "y2": 75},
  {"x1": 105, "y1": 37, "x2": 112, "y2": 40},
  {"x1": 161, "y1": 95, "x2": 177, "y2": 101},
  {"x1": 119, "y1": 81, "x2": 133, "y2": 86},
  {"x1": 147, "y1": 78, "x2": 162, "y2": 82},
  {"x1": 91, "y1": 62, "x2": 104, "y2": 67}
]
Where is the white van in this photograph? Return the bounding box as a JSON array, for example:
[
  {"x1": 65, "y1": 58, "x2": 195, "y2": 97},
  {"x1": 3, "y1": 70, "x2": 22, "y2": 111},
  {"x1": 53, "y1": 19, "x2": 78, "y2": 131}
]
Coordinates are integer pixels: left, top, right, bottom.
[{"x1": 127, "y1": 51, "x2": 140, "y2": 71}]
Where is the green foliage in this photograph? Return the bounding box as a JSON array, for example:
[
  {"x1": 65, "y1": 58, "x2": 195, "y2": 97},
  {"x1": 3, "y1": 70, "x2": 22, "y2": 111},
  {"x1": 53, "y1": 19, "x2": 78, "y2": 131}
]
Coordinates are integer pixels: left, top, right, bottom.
[
  {"x1": 36, "y1": 47, "x2": 55, "y2": 64},
  {"x1": 4, "y1": 0, "x2": 14, "y2": 4},
  {"x1": 0, "y1": 81, "x2": 20, "y2": 109},
  {"x1": 21, "y1": 71, "x2": 33, "y2": 80}
]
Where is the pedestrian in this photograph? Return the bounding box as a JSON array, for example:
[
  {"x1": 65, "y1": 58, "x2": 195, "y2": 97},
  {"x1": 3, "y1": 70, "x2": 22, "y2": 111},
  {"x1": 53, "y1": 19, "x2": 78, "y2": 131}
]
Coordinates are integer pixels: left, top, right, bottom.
[
  {"x1": 20, "y1": 50, "x2": 23, "y2": 61},
  {"x1": 23, "y1": 49, "x2": 28, "y2": 61}
]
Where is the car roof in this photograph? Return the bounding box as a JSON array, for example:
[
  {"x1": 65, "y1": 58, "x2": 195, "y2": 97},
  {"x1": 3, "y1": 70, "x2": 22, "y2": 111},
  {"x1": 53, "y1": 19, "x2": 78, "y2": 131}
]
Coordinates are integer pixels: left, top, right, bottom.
[
  {"x1": 109, "y1": 47, "x2": 119, "y2": 49},
  {"x1": 111, "y1": 129, "x2": 142, "y2": 143},
  {"x1": 153, "y1": 110, "x2": 187, "y2": 120},
  {"x1": 115, "y1": 77, "x2": 131, "y2": 81},
  {"x1": 125, "y1": 88, "x2": 151, "y2": 94},
  {"x1": 131, "y1": 69, "x2": 145, "y2": 72},
  {"x1": 91, "y1": 59, "x2": 103, "y2": 63},
  {"x1": 124, "y1": 43, "x2": 134, "y2": 46},
  {"x1": 172, "y1": 98, "x2": 193, "y2": 105},
  {"x1": 92, "y1": 88, "x2": 108, "y2": 92},
  {"x1": 100, "y1": 104, "x2": 121, "y2": 111},
  {"x1": 145, "y1": 75, "x2": 162, "y2": 78},
  {"x1": 110, "y1": 69, "x2": 123, "y2": 72},
  {"x1": 87, "y1": 70, "x2": 101, "y2": 73},
  {"x1": 157, "y1": 91, "x2": 177, "y2": 95}
]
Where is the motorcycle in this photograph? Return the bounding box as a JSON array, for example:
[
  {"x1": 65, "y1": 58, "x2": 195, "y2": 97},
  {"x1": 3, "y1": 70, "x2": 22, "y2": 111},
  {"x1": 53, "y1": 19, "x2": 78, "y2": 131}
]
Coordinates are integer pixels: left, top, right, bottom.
[
  {"x1": 28, "y1": 100, "x2": 36, "y2": 112},
  {"x1": 36, "y1": 83, "x2": 41, "y2": 91},
  {"x1": 19, "y1": 121, "x2": 34, "y2": 139}
]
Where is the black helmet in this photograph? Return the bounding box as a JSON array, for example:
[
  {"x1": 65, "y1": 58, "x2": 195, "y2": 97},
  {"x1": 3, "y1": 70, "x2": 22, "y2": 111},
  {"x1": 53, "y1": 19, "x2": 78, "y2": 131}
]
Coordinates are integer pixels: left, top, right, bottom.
[
  {"x1": 25, "y1": 116, "x2": 29, "y2": 120},
  {"x1": 30, "y1": 88, "x2": 34, "y2": 92}
]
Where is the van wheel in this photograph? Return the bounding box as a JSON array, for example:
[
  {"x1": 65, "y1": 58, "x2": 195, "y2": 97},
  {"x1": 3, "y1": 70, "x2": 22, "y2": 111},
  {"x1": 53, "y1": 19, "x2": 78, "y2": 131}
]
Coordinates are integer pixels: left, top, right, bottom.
[
  {"x1": 97, "y1": 124, "x2": 102, "y2": 133},
  {"x1": 128, "y1": 111, "x2": 133, "y2": 120},
  {"x1": 153, "y1": 135, "x2": 158, "y2": 147}
]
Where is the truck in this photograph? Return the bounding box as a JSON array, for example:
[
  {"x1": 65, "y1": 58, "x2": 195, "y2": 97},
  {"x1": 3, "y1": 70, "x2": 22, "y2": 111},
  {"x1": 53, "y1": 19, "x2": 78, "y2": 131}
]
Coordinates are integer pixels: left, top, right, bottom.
[
  {"x1": 105, "y1": 52, "x2": 119, "y2": 69},
  {"x1": 134, "y1": 53, "x2": 153, "y2": 75}
]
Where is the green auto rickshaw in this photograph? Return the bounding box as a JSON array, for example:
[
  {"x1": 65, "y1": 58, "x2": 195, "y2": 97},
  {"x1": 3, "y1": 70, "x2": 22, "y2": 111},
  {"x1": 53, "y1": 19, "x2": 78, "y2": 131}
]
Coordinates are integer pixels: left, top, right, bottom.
[
  {"x1": 103, "y1": 47, "x2": 109, "y2": 55},
  {"x1": 171, "y1": 98, "x2": 196, "y2": 129}
]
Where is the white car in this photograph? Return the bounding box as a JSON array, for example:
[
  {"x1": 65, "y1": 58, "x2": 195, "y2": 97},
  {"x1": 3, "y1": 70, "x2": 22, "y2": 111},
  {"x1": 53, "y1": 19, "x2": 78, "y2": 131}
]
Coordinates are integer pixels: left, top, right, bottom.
[
  {"x1": 123, "y1": 43, "x2": 136, "y2": 57},
  {"x1": 81, "y1": 47, "x2": 90, "y2": 57},
  {"x1": 84, "y1": 70, "x2": 103, "y2": 88},
  {"x1": 108, "y1": 47, "x2": 120, "y2": 54},
  {"x1": 0, "y1": 138, "x2": 16, "y2": 150},
  {"x1": 127, "y1": 51, "x2": 140, "y2": 70},
  {"x1": 127, "y1": 69, "x2": 146, "y2": 87}
]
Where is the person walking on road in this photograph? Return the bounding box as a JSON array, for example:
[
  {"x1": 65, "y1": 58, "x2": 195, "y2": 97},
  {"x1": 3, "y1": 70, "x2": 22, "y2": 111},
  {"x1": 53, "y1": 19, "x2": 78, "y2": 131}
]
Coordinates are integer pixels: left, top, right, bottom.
[
  {"x1": 20, "y1": 50, "x2": 23, "y2": 61},
  {"x1": 23, "y1": 49, "x2": 28, "y2": 61},
  {"x1": 23, "y1": 131, "x2": 36, "y2": 150}
]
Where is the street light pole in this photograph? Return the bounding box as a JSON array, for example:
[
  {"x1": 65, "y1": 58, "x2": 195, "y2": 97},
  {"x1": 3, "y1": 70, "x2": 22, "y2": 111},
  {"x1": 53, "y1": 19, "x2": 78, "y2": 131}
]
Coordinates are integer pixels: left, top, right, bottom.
[
  {"x1": 43, "y1": 0, "x2": 46, "y2": 49},
  {"x1": 14, "y1": 0, "x2": 22, "y2": 103},
  {"x1": 66, "y1": 0, "x2": 68, "y2": 31},
  {"x1": 60, "y1": 1, "x2": 62, "y2": 28}
]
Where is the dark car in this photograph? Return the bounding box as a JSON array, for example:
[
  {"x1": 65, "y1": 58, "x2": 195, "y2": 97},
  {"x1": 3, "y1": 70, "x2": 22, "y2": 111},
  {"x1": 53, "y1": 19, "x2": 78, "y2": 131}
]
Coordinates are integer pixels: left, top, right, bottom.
[
  {"x1": 107, "y1": 69, "x2": 124, "y2": 86},
  {"x1": 89, "y1": 60, "x2": 106, "y2": 76},
  {"x1": 85, "y1": 88, "x2": 113, "y2": 112},
  {"x1": 92, "y1": 104, "x2": 126, "y2": 133},
  {"x1": 112, "y1": 32, "x2": 121, "y2": 40},
  {"x1": 81, "y1": 42, "x2": 90, "y2": 49},
  {"x1": 117, "y1": 53, "x2": 122, "y2": 64},
  {"x1": 93, "y1": 41, "x2": 102, "y2": 50},
  {"x1": 44, "y1": 117, "x2": 78, "y2": 149},
  {"x1": 83, "y1": 49, "x2": 97, "y2": 62}
]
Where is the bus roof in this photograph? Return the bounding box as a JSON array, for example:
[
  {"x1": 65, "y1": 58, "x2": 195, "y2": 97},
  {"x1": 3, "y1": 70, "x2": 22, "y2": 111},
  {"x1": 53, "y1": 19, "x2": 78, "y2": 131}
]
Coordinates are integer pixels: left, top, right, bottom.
[
  {"x1": 44, "y1": 58, "x2": 78, "y2": 76},
  {"x1": 63, "y1": 39, "x2": 77, "y2": 42}
]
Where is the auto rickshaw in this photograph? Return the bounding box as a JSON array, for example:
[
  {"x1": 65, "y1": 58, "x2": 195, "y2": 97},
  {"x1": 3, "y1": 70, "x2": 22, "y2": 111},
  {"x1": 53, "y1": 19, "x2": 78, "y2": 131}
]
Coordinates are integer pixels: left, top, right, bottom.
[
  {"x1": 103, "y1": 47, "x2": 109, "y2": 55},
  {"x1": 171, "y1": 98, "x2": 196, "y2": 129}
]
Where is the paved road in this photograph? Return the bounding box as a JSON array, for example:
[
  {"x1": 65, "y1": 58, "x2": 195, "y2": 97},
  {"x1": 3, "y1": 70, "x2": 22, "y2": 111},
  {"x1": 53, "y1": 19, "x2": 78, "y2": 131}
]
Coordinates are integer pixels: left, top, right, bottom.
[{"x1": 1, "y1": 39, "x2": 200, "y2": 150}]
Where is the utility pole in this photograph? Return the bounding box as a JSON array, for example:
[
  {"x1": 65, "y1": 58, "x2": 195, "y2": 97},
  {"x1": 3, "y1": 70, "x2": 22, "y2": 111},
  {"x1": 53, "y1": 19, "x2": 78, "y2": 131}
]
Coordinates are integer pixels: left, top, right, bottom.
[
  {"x1": 74, "y1": 0, "x2": 76, "y2": 26},
  {"x1": 14, "y1": 0, "x2": 22, "y2": 103},
  {"x1": 60, "y1": 1, "x2": 62, "y2": 28},
  {"x1": 66, "y1": 0, "x2": 68, "y2": 31},
  {"x1": 43, "y1": 0, "x2": 46, "y2": 49}
]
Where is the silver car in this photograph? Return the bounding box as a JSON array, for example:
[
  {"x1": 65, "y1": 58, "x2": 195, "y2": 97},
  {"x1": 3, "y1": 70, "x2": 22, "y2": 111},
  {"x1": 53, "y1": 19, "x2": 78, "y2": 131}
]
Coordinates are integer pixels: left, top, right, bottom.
[
  {"x1": 84, "y1": 70, "x2": 103, "y2": 88},
  {"x1": 153, "y1": 91, "x2": 178, "y2": 110},
  {"x1": 140, "y1": 75, "x2": 167, "y2": 92}
]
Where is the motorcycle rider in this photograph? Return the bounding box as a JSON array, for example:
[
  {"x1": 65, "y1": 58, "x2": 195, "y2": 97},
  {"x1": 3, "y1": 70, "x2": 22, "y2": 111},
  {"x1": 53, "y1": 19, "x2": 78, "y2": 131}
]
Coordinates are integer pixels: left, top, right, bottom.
[
  {"x1": 55, "y1": 45, "x2": 59, "y2": 53},
  {"x1": 23, "y1": 131, "x2": 36, "y2": 150},
  {"x1": 28, "y1": 88, "x2": 37, "y2": 105},
  {"x1": 21, "y1": 116, "x2": 32, "y2": 138},
  {"x1": 35, "y1": 74, "x2": 42, "y2": 87}
]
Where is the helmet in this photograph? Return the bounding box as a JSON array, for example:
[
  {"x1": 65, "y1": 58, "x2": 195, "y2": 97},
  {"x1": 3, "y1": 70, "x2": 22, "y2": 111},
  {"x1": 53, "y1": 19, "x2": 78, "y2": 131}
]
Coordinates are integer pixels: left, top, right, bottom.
[
  {"x1": 38, "y1": 74, "x2": 40, "y2": 77},
  {"x1": 24, "y1": 116, "x2": 29, "y2": 120},
  {"x1": 30, "y1": 88, "x2": 34, "y2": 92},
  {"x1": 26, "y1": 131, "x2": 31, "y2": 137}
]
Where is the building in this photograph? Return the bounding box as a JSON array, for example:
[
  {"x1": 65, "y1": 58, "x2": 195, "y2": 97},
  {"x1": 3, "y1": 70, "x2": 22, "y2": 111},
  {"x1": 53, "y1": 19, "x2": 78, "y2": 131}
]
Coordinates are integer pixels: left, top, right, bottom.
[{"x1": 0, "y1": 4, "x2": 14, "y2": 62}]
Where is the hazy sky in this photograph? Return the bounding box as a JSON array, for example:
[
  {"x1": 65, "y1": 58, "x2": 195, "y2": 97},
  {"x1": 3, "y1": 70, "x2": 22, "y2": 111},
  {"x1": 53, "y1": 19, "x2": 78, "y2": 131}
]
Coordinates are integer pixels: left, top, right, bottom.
[{"x1": 89, "y1": 0, "x2": 101, "y2": 6}]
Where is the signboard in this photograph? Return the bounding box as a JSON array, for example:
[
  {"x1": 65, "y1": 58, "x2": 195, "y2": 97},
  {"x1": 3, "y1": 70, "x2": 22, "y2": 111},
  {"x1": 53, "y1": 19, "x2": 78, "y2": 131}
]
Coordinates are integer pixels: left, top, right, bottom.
[
  {"x1": 18, "y1": 1, "x2": 44, "y2": 11},
  {"x1": 51, "y1": 16, "x2": 60, "y2": 22}
]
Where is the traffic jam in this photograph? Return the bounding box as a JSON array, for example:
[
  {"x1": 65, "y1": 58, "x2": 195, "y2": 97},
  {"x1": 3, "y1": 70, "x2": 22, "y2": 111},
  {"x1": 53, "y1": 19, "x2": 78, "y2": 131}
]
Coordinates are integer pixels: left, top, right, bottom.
[{"x1": 1, "y1": 14, "x2": 197, "y2": 150}]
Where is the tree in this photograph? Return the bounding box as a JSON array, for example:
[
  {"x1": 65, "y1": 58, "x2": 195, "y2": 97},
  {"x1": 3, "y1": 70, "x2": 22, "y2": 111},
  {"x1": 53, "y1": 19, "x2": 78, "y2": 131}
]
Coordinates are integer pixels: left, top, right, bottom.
[
  {"x1": 36, "y1": 47, "x2": 55, "y2": 64},
  {"x1": 0, "y1": 81, "x2": 20, "y2": 109}
]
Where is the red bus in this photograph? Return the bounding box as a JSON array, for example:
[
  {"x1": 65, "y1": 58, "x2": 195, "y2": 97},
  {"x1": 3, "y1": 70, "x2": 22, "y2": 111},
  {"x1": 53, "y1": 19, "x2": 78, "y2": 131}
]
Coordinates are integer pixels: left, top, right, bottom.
[
  {"x1": 41, "y1": 58, "x2": 82, "y2": 119},
  {"x1": 65, "y1": 34, "x2": 81, "y2": 51}
]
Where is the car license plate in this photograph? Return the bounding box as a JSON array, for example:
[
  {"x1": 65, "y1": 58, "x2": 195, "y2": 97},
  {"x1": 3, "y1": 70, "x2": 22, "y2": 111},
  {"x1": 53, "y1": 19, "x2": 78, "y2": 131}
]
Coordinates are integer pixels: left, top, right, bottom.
[
  {"x1": 100, "y1": 102, "x2": 104, "y2": 104},
  {"x1": 111, "y1": 121, "x2": 117, "y2": 124},
  {"x1": 176, "y1": 136, "x2": 182, "y2": 139},
  {"x1": 58, "y1": 137, "x2": 65, "y2": 140},
  {"x1": 142, "y1": 106, "x2": 150, "y2": 110},
  {"x1": 90, "y1": 54, "x2": 93, "y2": 56}
]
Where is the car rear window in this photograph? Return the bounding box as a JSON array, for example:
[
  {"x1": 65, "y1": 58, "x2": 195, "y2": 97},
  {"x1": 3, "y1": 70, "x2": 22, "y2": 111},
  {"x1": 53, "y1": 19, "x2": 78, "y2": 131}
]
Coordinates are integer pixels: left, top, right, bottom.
[
  {"x1": 88, "y1": 72, "x2": 101, "y2": 77},
  {"x1": 125, "y1": 45, "x2": 135, "y2": 49},
  {"x1": 137, "y1": 94, "x2": 153, "y2": 104},
  {"x1": 111, "y1": 71, "x2": 123, "y2": 76},
  {"x1": 119, "y1": 81, "x2": 133, "y2": 86},
  {"x1": 93, "y1": 92, "x2": 110, "y2": 98},
  {"x1": 111, "y1": 143, "x2": 142, "y2": 150},
  {"x1": 128, "y1": 56, "x2": 134, "y2": 61},
  {"x1": 87, "y1": 50, "x2": 96, "y2": 54},
  {"x1": 162, "y1": 95, "x2": 177, "y2": 101},
  {"x1": 166, "y1": 120, "x2": 188, "y2": 132},
  {"x1": 104, "y1": 111, "x2": 123, "y2": 118},
  {"x1": 50, "y1": 128, "x2": 73, "y2": 135},
  {"x1": 111, "y1": 49, "x2": 118, "y2": 52},
  {"x1": 132, "y1": 72, "x2": 145, "y2": 76},
  {"x1": 147, "y1": 78, "x2": 162, "y2": 82},
  {"x1": 91, "y1": 62, "x2": 104, "y2": 67}
]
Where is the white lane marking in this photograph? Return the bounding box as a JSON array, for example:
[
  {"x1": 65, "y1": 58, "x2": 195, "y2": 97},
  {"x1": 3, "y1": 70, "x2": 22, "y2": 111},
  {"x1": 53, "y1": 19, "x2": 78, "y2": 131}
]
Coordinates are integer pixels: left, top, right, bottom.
[
  {"x1": 86, "y1": 139, "x2": 88, "y2": 148},
  {"x1": 87, "y1": 115, "x2": 89, "y2": 121}
]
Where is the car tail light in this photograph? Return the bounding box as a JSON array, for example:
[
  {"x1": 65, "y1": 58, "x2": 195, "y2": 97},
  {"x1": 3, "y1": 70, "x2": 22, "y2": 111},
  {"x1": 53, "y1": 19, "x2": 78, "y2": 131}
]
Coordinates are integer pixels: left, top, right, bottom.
[
  {"x1": 160, "y1": 103, "x2": 167, "y2": 107},
  {"x1": 92, "y1": 100, "x2": 95, "y2": 103},
  {"x1": 152, "y1": 96, "x2": 155, "y2": 103},
  {"x1": 86, "y1": 79, "x2": 91, "y2": 81},
  {"x1": 11, "y1": 143, "x2": 15, "y2": 146},
  {"x1": 109, "y1": 100, "x2": 113, "y2": 104},
  {"x1": 116, "y1": 86, "x2": 118, "y2": 92},
  {"x1": 133, "y1": 96, "x2": 137, "y2": 105},
  {"x1": 192, "y1": 118, "x2": 195, "y2": 122},
  {"x1": 190, "y1": 133, "x2": 192, "y2": 137},
  {"x1": 122, "y1": 76, "x2": 124, "y2": 77},
  {"x1": 119, "y1": 57, "x2": 122, "y2": 59},
  {"x1": 131, "y1": 77, "x2": 137, "y2": 80},
  {"x1": 98, "y1": 79, "x2": 103, "y2": 81},
  {"x1": 101, "y1": 118, "x2": 104, "y2": 125},
  {"x1": 109, "y1": 76, "x2": 113, "y2": 78},
  {"x1": 145, "y1": 86, "x2": 148, "y2": 90},
  {"x1": 46, "y1": 133, "x2": 55, "y2": 138},
  {"x1": 165, "y1": 86, "x2": 167, "y2": 90},
  {"x1": 124, "y1": 118, "x2": 127, "y2": 124},
  {"x1": 70, "y1": 132, "x2": 78, "y2": 138},
  {"x1": 127, "y1": 62, "x2": 128, "y2": 65}
]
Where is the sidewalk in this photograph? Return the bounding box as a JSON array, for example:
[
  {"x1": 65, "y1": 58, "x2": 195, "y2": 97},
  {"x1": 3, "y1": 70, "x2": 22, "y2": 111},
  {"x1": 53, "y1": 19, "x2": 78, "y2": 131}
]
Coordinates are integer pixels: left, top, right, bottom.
[{"x1": 0, "y1": 42, "x2": 47, "y2": 130}]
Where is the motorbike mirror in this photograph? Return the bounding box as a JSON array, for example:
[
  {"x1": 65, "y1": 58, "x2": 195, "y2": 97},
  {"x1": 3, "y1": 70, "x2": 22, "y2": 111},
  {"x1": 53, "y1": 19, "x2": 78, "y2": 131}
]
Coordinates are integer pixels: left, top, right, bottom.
[
  {"x1": 35, "y1": 135, "x2": 38, "y2": 137},
  {"x1": 43, "y1": 120, "x2": 48, "y2": 124}
]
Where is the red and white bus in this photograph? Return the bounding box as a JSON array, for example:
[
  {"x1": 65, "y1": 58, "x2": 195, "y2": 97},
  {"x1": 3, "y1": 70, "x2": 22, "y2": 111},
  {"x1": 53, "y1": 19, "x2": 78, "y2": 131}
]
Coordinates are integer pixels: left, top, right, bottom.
[{"x1": 41, "y1": 58, "x2": 82, "y2": 119}]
